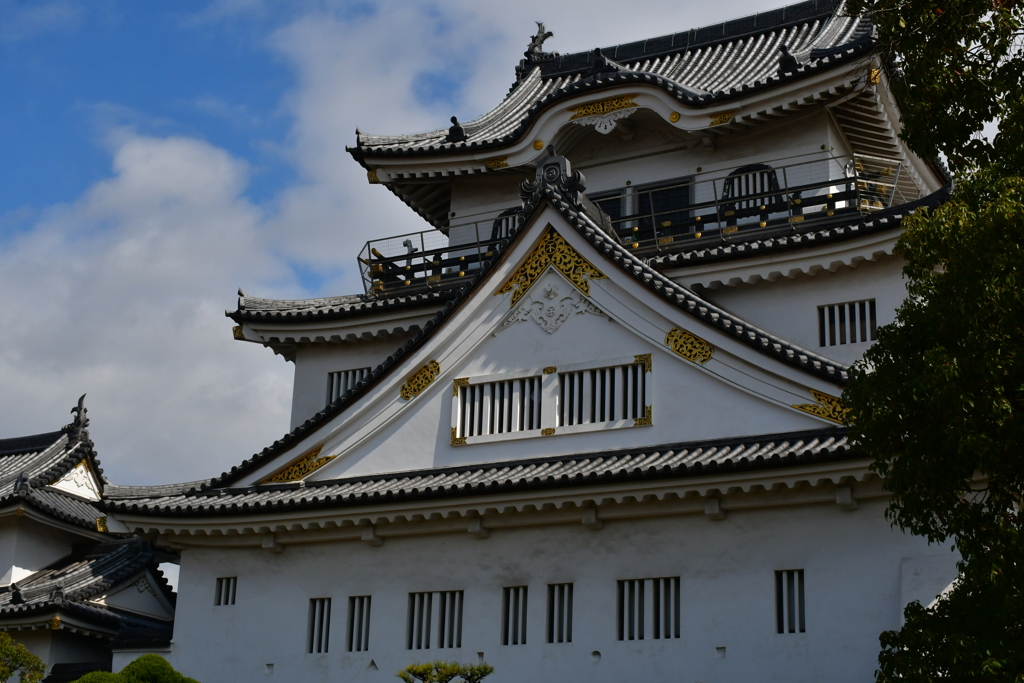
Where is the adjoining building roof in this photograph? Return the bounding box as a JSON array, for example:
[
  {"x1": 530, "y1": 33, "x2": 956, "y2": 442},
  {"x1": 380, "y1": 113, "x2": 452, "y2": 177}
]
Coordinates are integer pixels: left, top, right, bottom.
[
  {"x1": 0, "y1": 402, "x2": 108, "y2": 531},
  {"x1": 351, "y1": 0, "x2": 871, "y2": 158},
  {"x1": 103, "y1": 428, "x2": 851, "y2": 517},
  {"x1": 0, "y1": 538, "x2": 174, "y2": 643}
]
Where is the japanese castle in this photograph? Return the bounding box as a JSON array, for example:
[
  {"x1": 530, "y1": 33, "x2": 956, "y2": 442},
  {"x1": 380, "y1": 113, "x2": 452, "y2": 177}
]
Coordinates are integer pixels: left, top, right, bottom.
[{"x1": 0, "y1": 1, "x2": 960, "y2": 681}]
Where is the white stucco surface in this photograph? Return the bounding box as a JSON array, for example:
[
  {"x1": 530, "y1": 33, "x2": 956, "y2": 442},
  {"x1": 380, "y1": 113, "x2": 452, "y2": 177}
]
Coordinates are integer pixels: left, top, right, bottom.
[{"x1": 165, "y1": 497, "x2": 957, "y2": 683}]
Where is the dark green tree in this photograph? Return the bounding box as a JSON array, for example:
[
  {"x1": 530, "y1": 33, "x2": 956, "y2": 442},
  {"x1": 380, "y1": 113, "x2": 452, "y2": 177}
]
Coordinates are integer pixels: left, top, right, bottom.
[
  {"x1": 0, "y1": 632, "x2": 45, "y2": 683},
  {"x1": 844, "y1": 173, "x2": 1024, "y2": 680},
  {"x1": 72, "y1": 655, "x2": 199, "y2": 683}
]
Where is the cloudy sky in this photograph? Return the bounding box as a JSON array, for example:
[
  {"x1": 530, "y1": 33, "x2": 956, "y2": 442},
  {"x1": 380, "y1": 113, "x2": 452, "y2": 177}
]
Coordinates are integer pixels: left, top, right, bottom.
[{"x1": 1, "y1": 0, "x2": 796, "y2": 485}]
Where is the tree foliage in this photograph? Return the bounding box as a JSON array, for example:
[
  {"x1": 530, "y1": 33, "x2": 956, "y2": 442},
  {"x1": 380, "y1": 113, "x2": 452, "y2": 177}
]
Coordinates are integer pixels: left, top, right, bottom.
[
  {"x1": 72, "y1": 655, "x2": 200, "y2": 683},
  {"x1": 844, "y1": 172, "x2": 1024, "y2": 680},
  {"x1": 0, "y1": 632, "x2": 45, "y2": 683},
  {"x1": 397, "y1": 660, "x2": 494, "y2": 683},
  {"x1": 846, "y1": 0, "x2": 1024, "y2": 172}
]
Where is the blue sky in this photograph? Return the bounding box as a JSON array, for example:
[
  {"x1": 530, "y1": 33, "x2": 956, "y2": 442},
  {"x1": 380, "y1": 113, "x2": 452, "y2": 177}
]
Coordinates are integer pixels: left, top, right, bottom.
[{"x1": 0, "y1": 0, "x2": 791, "y2": 484}]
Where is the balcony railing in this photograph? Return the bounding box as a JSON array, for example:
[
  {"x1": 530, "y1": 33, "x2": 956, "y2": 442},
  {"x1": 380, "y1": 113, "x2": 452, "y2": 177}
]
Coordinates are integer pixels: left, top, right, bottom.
[
  {"x1": 590, "y1": 153, "x2": 923, "y2": 255},
  {"x1": 359, "y1": 153, "x2": 923, "y2": 297}
]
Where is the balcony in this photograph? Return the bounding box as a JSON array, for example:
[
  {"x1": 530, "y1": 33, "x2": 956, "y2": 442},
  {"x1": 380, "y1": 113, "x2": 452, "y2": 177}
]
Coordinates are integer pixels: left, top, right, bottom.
[{"x1": 359, "y1": 153, "x2": 923, "y2": 297}]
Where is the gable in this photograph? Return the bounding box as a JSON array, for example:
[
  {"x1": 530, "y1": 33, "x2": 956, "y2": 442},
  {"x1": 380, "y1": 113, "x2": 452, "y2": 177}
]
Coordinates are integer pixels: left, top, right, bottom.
[
  {"x1": 47, "y1": 460, "x2": 102, "y2": 502},
  {"x1": 89, "y1": 569, "x2": 174, "y2": 621},
  {"x1": 241, "y1": 186, "x2": 848, "y2": 486}
]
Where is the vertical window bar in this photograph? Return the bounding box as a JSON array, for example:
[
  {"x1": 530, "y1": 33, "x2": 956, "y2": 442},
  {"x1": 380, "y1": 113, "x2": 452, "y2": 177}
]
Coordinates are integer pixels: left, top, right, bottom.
[
  {"x1": 869, "y1": 299, "x2": 877, "y2": 340},
  {"x1": 828, "y1": 305, "x2": 837, "y2": 346},
  {"x1": 653, "y1": 578, "x2": 661, "y2": 639},
  {"x1": 797, "y1": 570, "x2": 806, "y2": 633},
  {"x1": 818, "y1": 307, "x2": 826, "y2": 347},
  {"x1": 786, "y1": 571, "x2": 796, "y2": 633},
  {"x1": 838, "y1": 302, "x2": 847, "y2": 345},
  {"x1": 775, "y1": 572, "x2": 785, "y2": 634}
]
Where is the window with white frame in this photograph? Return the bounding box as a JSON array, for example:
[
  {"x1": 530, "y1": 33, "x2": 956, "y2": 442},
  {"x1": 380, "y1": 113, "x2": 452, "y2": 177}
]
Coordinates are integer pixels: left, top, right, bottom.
[
  {"x1": 214, "y1": 577, "x2": 236, "y2": 606},
  {"x1": 307, "y1": 598, "x2": 332, "y2": 653},
  {"x1": 775, "y1": 570, "x2": 806, "y2": 634},
  {"x1": 451, "y1": 355, "x2": 652, "y2": 446},
  {"x1": 347, "y1": 595, "x2": 371, "y2": 652},
  {"x1": 406, "y1": 590, "x2": 463, "y2": 650},
  {"x1": 327, "y1": 367, "x2": 372, "y2": 405},
  {"x1": 818, "y1": 299, "x2": 876, "y2": 347},
  {"x1": 617, "y1": 577, "x2": 680, "y2": 641}
]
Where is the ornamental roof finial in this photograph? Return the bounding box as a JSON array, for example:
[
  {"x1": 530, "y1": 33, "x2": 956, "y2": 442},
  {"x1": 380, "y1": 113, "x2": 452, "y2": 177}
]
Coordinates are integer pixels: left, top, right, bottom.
[
  {"x1": 66, "y1": 394, "x2": 90, "y2": 442},
  {"x1": 526, "y1": 22, "x2": 554, "y2": 59}
]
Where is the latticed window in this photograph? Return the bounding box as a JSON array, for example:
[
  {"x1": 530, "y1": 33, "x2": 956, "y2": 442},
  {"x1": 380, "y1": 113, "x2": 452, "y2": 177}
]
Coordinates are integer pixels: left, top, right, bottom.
[
  {"x1": 214, "y1": 577, "x2": 236, "y2": 606},
  {"x1": 347, "y1": 596, "x2": 371, "y2": 652},
  {"x1": 775, "y1": 570, "x2": 806, "y2": 634},
  {"x1": 407, "y1": 590, "x2": 463, "y2": 650},
  {"x1": 546, "y1": 583, "x2": 573, "y2": 644},
  {"x1": 327, "y1": 367, "x2": 372, "y2": 405},
  {"x1": 818, "y1": 299, "x2": 876, "y2": 347},
  {"x1": 501, "y1": 586, "x2": 528, "y2": 646}
]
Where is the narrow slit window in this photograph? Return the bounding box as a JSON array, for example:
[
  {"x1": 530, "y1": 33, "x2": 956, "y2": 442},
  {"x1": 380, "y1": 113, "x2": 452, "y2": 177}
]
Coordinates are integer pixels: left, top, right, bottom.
[
  {"x1": 775, "y1": 570, "x2": 806, "y2": 634},
  {"x1": 546, "y1": 583, "x2": 573, "y2": 644},
  {"x1": 214, "y1": 577, "x2": 237, "y2": 606},
  {"x1": 307, "y1": 598, "x2": 332, "y2": 653},
  {"x1": 818, "y1": 299, "x2": 877, "y2": 347},
  {"x1": 347, "y1": 596, "x2": 371, "y2": 652},
  {"x1": 616, "y1": 578, "x2": 680, "y2": 640},
  {"x1": 327, "y1": 367, "x2": 372, "y2": 406},
  {"x1": 501, "y1": 586, "x2": 528, "y2": 646},
  {"x1": 457, "y1": 376, "x2": 543, "y2": 438}
]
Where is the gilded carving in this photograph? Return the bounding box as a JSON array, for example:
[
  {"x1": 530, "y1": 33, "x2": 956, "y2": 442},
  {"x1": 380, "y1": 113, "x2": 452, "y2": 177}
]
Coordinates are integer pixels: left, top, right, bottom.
[
  {"x1": 792, "y1": 390, "x2": 849, "y2": 425},
  {"x1": 262, "y1": 445, "x2": 333, "y2": 483},
  {"x1": 400, "y1": 360, "x2": 441, "y2": 400},
  {"x1": 543, "y1": 366, "x2": 557, "y2": 374},
  {"x1": 496, "y1": 228, "x2": 606, "y2": 307},
  {"x1": 232, "y1": 325, "x2": 244, "y2": 340},
  {"x1": 452, "y1": 377, "x2": 470, "y2": 396},
  {"x1": 367, "y1": 169, "x2": 380, "y2": 184},
  {"x1": 634, "y1": 405, "x2": 653, "y2": 427},
  {"x1": 665, "y1": 327, "x2": 714, "y2": 365},
  {"x1": 568, "y1": 94, "x2": 639, "y2": 120},
  {"x1": 451, "y1": 427, "x2": 467, "y2": 447},
  {"x1": 95, "y1": 517, "x2": 108, "y2": 533},
  {"x1": 51, "y1": 617, "x2": 61, "y2": 630},
  {"x1": 634, "y1": 354, "x2": 652, "y2": 373},
  {"x1": 533, "y1": 139, "x2": 545, "y2": 150},
  {"x1": 669, "y1": 111, "x2": 681, "y2": 123},
  {"x1": 541, "y1": 427, "x2": 556, "y2": 436},
  {"x1": 485, "y1": 156, "x2": 509, "y2": 170},
  {"x1": 868, "y1": 68, "x2": 881, "y2": 85},
  {"x1": 708, "y1": 110, "x2": 737, "y2": 126}
]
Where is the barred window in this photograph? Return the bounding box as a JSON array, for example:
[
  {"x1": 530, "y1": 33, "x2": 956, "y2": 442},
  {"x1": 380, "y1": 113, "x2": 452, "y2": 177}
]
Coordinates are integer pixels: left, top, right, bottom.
[
  {"x1": 501, "y1": 586, "x2": 528, "y2": 646},
  {"x1": 327, "y1": 367, "x2": 372, "y2": 405},
  {"x1": 347, "y1": 596, "x2": 371, "y2": 652},
  {"x1": 307, "y1": 598, "x2": 332, "y2": 653},
  {"x1": 546, "y1": 583, "x2": 573, "y2": 644},
  {"x1": 407, "y1": 591, "x2": 463, "y2": 650},
  {"x1": 617, "y1": 577, "x2": 680, "y2": 640},
  {"x1": 214, "y1": 577, "x2": 236, "y2": 606},
  {"x1": 775, "y1": 570, "x2": 806, "y2": 634},
  {"x1": 557, "y1": 360, "x2": 647, "y2": 426},
  {"x1": 818, "y1": 300, "x2": 876, "y2": 347},
  {"x1": 456, "y1": 377, "x2": 542, "y2": 439}
]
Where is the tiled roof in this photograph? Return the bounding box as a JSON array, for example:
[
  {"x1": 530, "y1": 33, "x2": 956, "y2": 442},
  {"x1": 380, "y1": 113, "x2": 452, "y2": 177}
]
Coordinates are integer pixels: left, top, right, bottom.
[
  {"x1": 351, "y1": 0, "x2": 871, "y2": 157},
  {"x1": 0, "y1": 538, "x2": 166, "y2": 620},
  {"x1": 227, "y1": 289, "x2": 458, "y2": 324},
  {"x1": 647, "y1": 185, "x2": 951, "y2": 269},
  {"x1": 0, "y1": 425, "x2": 107, "y2": 530},
  {"x1": 197, "y1": 155, "x2": 851, "y2": 489},
  {"x1": 104, "y1": 429, "x2": 852, "y2": 517}
]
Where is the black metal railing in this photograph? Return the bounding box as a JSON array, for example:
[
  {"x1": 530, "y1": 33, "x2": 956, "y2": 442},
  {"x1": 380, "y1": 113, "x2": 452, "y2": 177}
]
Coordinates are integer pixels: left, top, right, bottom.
[
  {"x1": 359, "y1": 154, "x2": 923, "y2": 296},
  {"x1": 590, "y1": 153, "x2": 922, "y2": 255}
]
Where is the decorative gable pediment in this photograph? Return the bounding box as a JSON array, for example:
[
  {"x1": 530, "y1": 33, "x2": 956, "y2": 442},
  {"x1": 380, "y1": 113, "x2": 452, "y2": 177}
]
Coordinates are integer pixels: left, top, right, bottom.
[{"x1": 48, "y1": 460, "x2": 101, "y2": 501}]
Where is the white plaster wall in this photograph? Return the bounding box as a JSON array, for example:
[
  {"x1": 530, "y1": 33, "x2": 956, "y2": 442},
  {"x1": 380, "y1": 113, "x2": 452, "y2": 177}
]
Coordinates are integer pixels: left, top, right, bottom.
[
  {"x1": 697, "y1": 257, "x2": 907, "y2": 367},
  {"x1": 291, "y1": 339, "x2": 411, "y2": 430},
  {"x1": 0, "y1": 518, "x2": 86, "y2": 586},
  {"x1": 165, "y1": 497, "x2": 957, "y2": 683}
]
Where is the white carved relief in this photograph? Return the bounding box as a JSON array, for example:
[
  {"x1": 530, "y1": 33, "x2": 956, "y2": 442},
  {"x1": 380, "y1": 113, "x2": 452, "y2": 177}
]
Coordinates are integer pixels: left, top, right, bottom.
[
  {"x1": 500, "y1": 281, "x2": 604, "y2": 334},
  {"x1": 134, "y1": 578, "x2": 155, "y2": 595},
  {"x1": 569, "y1": 107, "x2": 638, "y2": 134},
  {"x1": 49, "y1": 460, "x2": 101, "y2": 501}
]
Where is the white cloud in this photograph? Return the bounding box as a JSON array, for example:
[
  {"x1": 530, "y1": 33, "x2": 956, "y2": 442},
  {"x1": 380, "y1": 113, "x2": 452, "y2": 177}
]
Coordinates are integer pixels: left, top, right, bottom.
[{"x1": 0, "y1": 0, "x2": 802, "y2": 485}]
